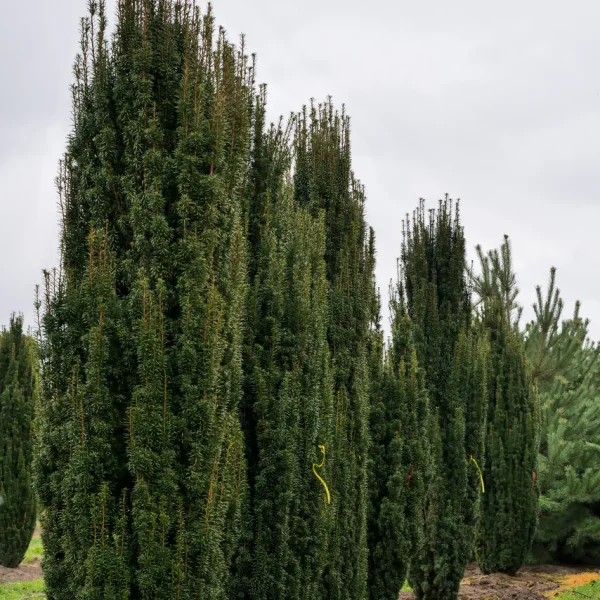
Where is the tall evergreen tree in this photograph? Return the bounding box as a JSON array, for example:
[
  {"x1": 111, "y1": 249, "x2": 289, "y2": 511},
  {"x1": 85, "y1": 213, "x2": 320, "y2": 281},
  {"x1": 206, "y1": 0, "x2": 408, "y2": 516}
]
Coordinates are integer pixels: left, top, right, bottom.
[
  {"x1": 0, "y1": 315, "x2": 38, "y2": 568},
  {"x1": 368, "y1": 273, "x2": 430, "y2": 600},
  {"x1": 294, "y1": 100, "x2": 374, "y2": 600},
  {"x1": 402, "y1": 198, "x2": 489, "y2": 600},
  {"x1": 533, "y1": 343, "x2": 600, "y2": 564},
  {"x1": 524, "y1": 268, "x2": 589, "y2": 386},
  {"x1": 232, "y1": 94, "x2": 335, "y2": 600},
  {"x1": 472, "y1": 237, "x2": 540, "y2": 575},
  {"x1": 34, "y1": 2, "x2": 252, "y2": 598},
  {"x1": 524, "y1": 269, "x2": 600, "y2": 564}
]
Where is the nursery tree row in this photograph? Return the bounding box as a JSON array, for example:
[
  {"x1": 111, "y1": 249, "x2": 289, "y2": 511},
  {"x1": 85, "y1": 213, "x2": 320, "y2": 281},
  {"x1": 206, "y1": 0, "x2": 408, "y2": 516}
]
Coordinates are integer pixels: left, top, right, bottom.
[{"x1": 27, "y1": 2, "x2": 598, "y2": 600}]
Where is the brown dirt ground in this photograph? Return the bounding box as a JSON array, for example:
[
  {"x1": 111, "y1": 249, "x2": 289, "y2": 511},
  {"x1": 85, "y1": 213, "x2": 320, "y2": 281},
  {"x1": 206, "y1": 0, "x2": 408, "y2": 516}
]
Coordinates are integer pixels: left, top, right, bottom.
[
  {"x1": 0, "y1": 562, "x2": 42, "y2": 585},
  {"x1": 0, "y1": 526, "x2": 43, "y2": 584},
  {"x1": 399, "y1": 563, "x2": 600, "y2": 600},
  {"x1": 1, "y1": 549, "x2": 598, "y2": 597}
]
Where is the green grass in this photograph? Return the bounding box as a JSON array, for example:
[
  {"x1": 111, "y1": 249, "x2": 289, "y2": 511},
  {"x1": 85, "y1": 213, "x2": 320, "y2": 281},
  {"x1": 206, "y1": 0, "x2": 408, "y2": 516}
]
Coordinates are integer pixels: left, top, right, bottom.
[
  {"x1": 0, "y1": 531, "x2": 44, "y2": 599},
  {"x1": 557, "y1": 581, "x2": 600, "y2": 599},
  {"x1": 0, "y1": 580, "x2": 45, "y2": 600},
  {"x1": 21, "y1": 537, "x2": 43, "y2": 566}
]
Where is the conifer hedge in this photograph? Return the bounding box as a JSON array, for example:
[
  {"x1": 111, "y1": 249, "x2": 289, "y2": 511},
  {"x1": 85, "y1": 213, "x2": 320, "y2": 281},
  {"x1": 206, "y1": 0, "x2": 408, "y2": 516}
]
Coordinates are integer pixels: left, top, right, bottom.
[{"x1": 0, "y1": 315, "x2": 38, "y2": 568}]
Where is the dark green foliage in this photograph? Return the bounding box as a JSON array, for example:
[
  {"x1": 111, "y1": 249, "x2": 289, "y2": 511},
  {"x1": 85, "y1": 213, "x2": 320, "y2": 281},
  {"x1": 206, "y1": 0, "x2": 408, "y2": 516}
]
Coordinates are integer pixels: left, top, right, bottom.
[
  {"x1": 0, "y1": 315, "x2": 38, "y2": 568},
  {"x1": 368, "y1": 276, "x2": 430, "y2": 600},
  {"x1": 294, "y1": 101, "x2": 374, "y2": 600},
  {"x1": 524, "y1": 270, "x2": 600, "y2": 564},
  {"x1": 245, "y1": 191, "x2": 334, "y2": 600},
  {"x1": 232, "y1": 97, "x2": 335, "y2": 599},
  {"x1": 472, "y1": 237, "x2": 540, "y2": 575},
  {"x1": 36, "y1": 0, "x2": 573, "y2": 591},
  {"x1": 34, "y1": 2, "x2": 252, "y2": 598},
  {"x1": 402, "y1": 198, "x2": 489, "y2": 600}
]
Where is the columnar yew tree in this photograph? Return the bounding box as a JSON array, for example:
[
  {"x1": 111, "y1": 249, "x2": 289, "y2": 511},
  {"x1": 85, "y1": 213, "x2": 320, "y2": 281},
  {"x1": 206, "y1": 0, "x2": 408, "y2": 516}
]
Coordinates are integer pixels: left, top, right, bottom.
[
  {"x1": 0, "y1": 315, "x2": 37, "y2": 568},
  {"x1": 34, "y1": 2, "x2": 252, "y2": 598},
  {"x1": 402, "y1": 198, "x2": 488, "y2": 600},
  {"x1": 233, "y1": 96, "x2": 334, "y2": 600},
  {"x1": 294, "y1": 101, "x2": 374, "y2": 600},
  {"x1": 368, "y1": 277, "x2": 430, "y2": 600},
  {"x1": 244, "y1": 193, "x2": 334, "y2": 600},
  {"x1": 472, "y1": 237, "x2": 539, "y2": 575}
]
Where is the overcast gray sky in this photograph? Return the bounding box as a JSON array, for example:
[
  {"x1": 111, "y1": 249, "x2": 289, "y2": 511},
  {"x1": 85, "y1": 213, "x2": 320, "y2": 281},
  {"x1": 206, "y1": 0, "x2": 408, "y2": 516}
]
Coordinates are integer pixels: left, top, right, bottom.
[{"x1": 1, "y1": 0, "x2": 598, "y2": 340}]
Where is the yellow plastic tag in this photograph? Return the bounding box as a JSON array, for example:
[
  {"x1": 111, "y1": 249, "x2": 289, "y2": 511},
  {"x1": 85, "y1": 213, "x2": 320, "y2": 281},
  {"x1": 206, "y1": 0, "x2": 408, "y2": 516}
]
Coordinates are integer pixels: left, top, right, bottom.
[
  {"x1": 313, "y1": 444, "x2": 331, "y2": 505},
  {"x1": 470, "y1": 455, "x2": 485, "y2": 493}
]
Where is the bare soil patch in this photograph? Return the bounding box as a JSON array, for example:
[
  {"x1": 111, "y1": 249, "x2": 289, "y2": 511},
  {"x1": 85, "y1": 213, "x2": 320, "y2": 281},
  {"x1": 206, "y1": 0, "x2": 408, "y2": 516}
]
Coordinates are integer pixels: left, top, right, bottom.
[
  {"x1": 399, "y1": 563, "x2": 600, "y2": 600},
  {"x1": 0, "y1": 525, "x2": 43, "y2": 584},
  {"x1": 0, "y1": 563, "x2": 42, "y2": 585}
]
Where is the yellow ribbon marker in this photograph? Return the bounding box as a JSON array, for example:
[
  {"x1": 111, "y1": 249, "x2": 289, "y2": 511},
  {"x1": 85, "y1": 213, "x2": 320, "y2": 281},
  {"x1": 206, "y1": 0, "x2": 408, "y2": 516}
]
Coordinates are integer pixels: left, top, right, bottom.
[
  {"x1": 469, "y1": 456, "x2": 485, "y2": 494},
  {"x1": 313, "y1": 444, "x2": 331, "y2": 505}
]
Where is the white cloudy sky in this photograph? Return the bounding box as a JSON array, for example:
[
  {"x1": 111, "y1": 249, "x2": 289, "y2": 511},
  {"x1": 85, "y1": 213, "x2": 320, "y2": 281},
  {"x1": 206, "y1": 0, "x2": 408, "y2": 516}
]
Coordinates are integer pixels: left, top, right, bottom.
[{"x1": 1, "y1": 0, "x2": 598, "y2": 339}]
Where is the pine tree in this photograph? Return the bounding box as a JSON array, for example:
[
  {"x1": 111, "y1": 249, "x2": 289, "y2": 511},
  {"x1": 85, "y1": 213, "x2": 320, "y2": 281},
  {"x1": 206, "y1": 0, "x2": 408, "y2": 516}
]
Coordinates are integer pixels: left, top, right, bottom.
[
  {"x1": 524, "y1": 268, "x2": 587, "y2": 384},
  {"x1": 294, "y1": 100, "x2": 373, "y2": 600},
  {"x1": 0, "y1": 315, "x2": 38, "y2": 568},
  {"x1": 472, "y1": 237, "x2": 540, "y2": 575},
  {"x1": 34, "y1": 2, "x2": 253, "y2": 598},
  {"x1": 368, "y1": 272, "x2": 430, "y2": 600},
  {"x1": 402, "y1": 198, "x2": 489, "y2": 600},
  {"x1": 524, "y1": 269, "x2": 600, "y2": 563},
  {"x1": 533, "y1": 341, "x2": 600, "y2": 564}
]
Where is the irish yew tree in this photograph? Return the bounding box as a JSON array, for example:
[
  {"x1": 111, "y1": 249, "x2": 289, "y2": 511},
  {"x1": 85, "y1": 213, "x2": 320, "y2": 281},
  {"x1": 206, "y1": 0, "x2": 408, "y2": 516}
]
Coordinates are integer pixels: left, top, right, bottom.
[
  {"x1": 472, "y1": 237, "x2": 540, "y2": 575},
  {"x1": 232, "y1": 93, "x2": 335, "y2": 600},
  {"x1": 34, "y1": 2, "x2": 252, "y2": 598},
  {"x1": 0, "y1": 315, "x2": 38, "y2": 568},
  {"x1": 368, "y1": 278, "x2": 430, "y2": 600},
  {"x1": 402, "y1": 199, "x2": 489, "y2": 600},
  {"x1": 294, "y1": 101, "x2": 375, "y2": 600}
]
